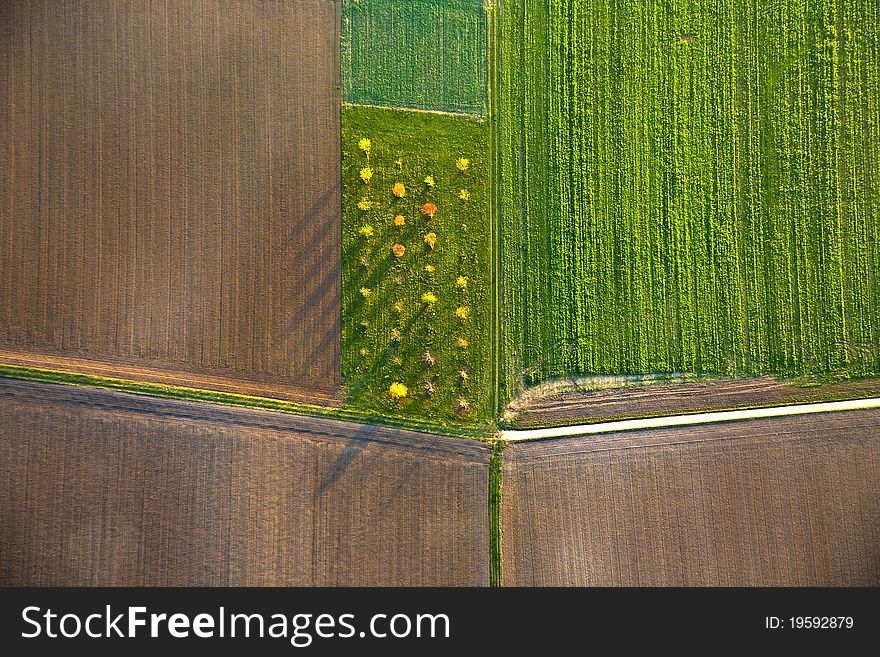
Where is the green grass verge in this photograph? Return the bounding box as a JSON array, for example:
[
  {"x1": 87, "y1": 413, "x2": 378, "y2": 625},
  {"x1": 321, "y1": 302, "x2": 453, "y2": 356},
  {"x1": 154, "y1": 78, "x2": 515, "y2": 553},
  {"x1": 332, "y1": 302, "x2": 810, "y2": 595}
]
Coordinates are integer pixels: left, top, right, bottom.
[
  {"x1": 342, "y1": 104, "x2": 492, "y2": 427},
  {"x1": 342, "y1": 0, "x2": 487, "y2": 116},
  {"x1": 488, "y1": 439, "x2": 504, "y2": 587},
  {"x1": 487, "y1": 0, "x2": 502, "y2": 419},
  {"x1": 497, "y1": 0, "x2": 880, "y2": 405},
  {"x1": 0, "y1": 364, "x2": 491, "y2": 440}
]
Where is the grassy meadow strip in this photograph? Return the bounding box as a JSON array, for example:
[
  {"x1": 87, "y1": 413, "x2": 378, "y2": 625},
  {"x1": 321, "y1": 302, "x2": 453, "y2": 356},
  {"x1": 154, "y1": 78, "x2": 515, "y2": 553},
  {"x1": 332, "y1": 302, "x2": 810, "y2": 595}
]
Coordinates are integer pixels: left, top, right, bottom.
[{"x1": 341, "y1": 105, "x2": 493, "y2": 426}]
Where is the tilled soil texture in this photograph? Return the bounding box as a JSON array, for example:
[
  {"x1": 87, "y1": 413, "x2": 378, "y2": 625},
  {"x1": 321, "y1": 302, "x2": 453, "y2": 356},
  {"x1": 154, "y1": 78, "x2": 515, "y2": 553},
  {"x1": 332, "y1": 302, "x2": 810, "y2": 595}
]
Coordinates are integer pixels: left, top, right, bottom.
[
  {"x1": 508, "y1": 377, "x2": 880, "y2": 428},
  {"x1": 0, "y1": 0, "x2": 342, "y2": 403},
  {"x1": 502, "y1": 409, "x2": 880, "y2": 586},
  {"x1": 0, "y1": 378, "x2": 491, "y2": 586}
]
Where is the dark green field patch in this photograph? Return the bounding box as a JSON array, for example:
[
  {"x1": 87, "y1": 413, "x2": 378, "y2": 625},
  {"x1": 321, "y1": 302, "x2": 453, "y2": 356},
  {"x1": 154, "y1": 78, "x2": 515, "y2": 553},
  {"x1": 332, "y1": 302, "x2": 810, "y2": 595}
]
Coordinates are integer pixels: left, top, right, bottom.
[{"x1": 342, "y1": 0, "x2": 487, "y2": 116}]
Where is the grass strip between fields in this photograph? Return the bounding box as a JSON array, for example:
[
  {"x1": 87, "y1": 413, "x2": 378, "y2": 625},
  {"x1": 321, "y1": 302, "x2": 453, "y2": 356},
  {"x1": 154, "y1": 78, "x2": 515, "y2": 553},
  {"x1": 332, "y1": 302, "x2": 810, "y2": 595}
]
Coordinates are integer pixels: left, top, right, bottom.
[
  {"x1": 487, "y1": 0, "x2": 502, "y2": 421},
  {"x1": 488, "y1": 439, "x2": 504, "y2": 587},
  {"x1": 0, "y1": 364, "x2": 493, "y2": 440}
]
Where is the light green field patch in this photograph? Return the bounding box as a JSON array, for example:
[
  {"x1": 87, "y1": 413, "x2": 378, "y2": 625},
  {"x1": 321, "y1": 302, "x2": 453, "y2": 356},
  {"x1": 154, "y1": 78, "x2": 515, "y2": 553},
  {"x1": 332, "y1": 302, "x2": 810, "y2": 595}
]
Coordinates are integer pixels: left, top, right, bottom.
[{"x1": 497, "y1": 0, "x2": 880, "y2": 403}]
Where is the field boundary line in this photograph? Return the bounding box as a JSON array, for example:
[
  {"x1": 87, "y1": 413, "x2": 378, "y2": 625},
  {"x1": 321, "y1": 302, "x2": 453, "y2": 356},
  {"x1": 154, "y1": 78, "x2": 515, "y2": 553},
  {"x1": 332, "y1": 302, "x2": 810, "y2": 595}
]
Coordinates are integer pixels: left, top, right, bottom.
[
  {"x1": 488, "y1": 439, "x2": 504, "y2": 587},
  {"x1": 340, "y1": 101, "x2": 484, "y2": 122},
  {"x1": 0, "y1": 364, "x2": 494, "y2": 440},
  {"x1": 486, "y1": 0, "x2": 505, "y2": 589},
  {"x1": 501, "y1": 397, "x2": 880, "y2": 441},
  {"x1": 487, "y1": 0, "x2": 501, "y2": 419}
]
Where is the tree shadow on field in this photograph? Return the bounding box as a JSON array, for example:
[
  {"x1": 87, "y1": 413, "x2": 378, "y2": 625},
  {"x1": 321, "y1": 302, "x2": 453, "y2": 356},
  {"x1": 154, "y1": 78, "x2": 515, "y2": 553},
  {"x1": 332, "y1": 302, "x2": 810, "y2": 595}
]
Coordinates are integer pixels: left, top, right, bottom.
[
  {"x1": 343, "y1": 251, "x2": 399, "y2": 319},
  {"x1": 313, "y1": 422, "x2": 433, "y2": 528},
  {"x1": 273, "y1": 186, "x2": 342, "y2": 388},
  {"x1": 313, "y1": 424, "x2": 378, "y2": 501},
  {"x1": 344, "y1": 307, "x2": 425, "y2": 401}
]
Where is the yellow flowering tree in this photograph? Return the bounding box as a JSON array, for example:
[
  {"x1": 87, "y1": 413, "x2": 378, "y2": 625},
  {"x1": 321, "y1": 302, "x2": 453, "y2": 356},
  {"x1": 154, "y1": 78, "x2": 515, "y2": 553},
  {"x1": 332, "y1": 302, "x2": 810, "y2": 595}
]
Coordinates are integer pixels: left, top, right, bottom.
[{"x1": 388, "y1": 382, "x2": 408, "y2": 400}]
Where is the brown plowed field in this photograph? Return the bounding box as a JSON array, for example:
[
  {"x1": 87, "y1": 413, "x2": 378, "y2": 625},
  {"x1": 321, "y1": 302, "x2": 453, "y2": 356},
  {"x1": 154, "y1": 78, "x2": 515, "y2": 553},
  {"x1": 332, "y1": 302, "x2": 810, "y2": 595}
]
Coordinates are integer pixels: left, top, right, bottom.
[
  {"x1": 0, "y1": 0, "x2": 342, "y2": 402},
  {"x1": 503, "y1": 410, "x2": 880, "y2": 585},
  {"x1": 509, "y1": 377, "x2": 880, "y2": 428},
  {"x1": 0, "y1": 378, "x2": 490, "y2": 586}
]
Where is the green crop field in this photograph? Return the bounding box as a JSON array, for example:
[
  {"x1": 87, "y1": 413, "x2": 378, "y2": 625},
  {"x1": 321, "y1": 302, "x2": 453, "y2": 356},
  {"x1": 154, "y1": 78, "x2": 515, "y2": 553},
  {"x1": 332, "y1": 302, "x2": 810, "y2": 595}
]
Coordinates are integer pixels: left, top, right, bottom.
[
  {"x1": 496, "y1": 0, "x2": 880, "y2": 403},
  {"x1": 342, "y1": 0, "x2": 488, "y2": 116},
  {"x1": 341, "y1": 105, "x2": 492, "y2": 426}
]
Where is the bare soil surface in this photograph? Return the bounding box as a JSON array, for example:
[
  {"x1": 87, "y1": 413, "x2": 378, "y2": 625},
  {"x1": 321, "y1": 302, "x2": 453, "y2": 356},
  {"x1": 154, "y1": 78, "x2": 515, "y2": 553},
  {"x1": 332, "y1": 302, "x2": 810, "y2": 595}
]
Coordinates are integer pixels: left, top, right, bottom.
[
  {"x1": 508, "y1": 376, "x2": 880, "y2": 428},
  {"x1": 0, "y1": 1, "x2": 342, "y2": 400},
  {"x1": 0, "y1": 378, "x2": 490, "y2": 586},
  {"x1": 503, "y1": 408, "x2": 880, "y2": 586}
]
